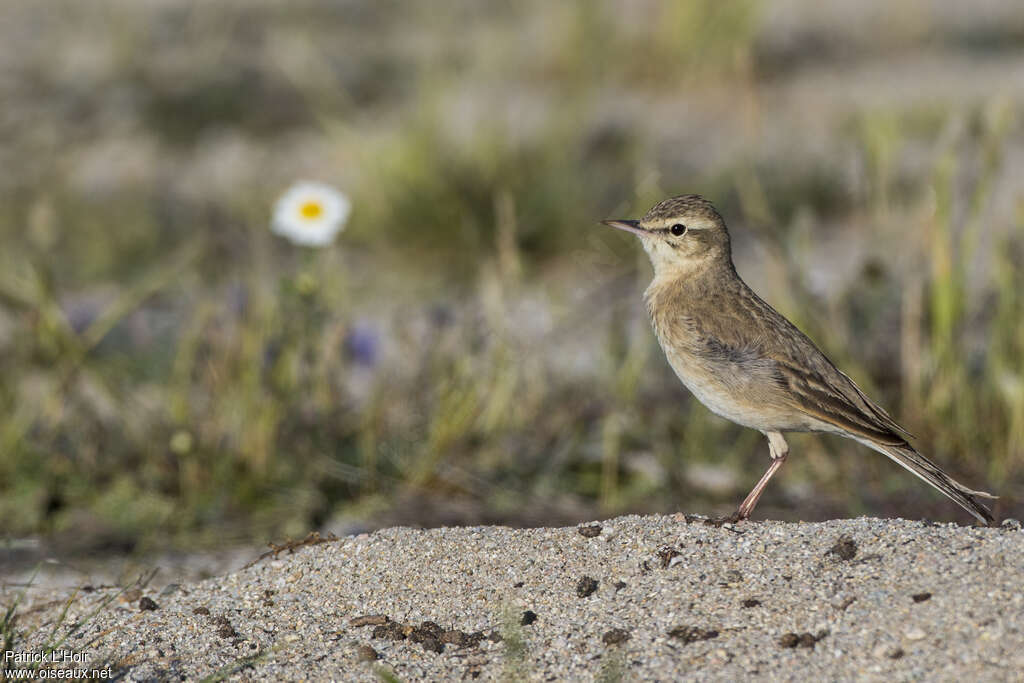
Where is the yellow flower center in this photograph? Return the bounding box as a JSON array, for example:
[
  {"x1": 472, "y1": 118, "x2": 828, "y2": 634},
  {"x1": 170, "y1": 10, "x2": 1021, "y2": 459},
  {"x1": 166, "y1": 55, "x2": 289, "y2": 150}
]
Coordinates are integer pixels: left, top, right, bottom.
[{"x1": 299, "y1": 201, "x2": 323, "y2": 220}]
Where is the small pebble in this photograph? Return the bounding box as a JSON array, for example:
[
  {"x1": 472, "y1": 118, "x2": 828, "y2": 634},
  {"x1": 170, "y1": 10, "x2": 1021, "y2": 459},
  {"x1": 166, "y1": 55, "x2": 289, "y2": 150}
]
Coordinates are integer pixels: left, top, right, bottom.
[
  {"x1": 159, "y1": 584, "x2": 182, "y2": 597},
  {"x1": 874, "y1": 644, "x2": 904, "y2": 660},
  {"x1": 833, "y1": 597, "x2": 856, "y2": 611}
]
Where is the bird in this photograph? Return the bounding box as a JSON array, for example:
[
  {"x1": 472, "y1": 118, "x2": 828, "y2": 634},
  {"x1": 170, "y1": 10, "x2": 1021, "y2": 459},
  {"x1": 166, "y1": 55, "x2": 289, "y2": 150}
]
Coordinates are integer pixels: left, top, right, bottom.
[{"x1": 602, "y1": 194, "x2": 996, "y2": 525}]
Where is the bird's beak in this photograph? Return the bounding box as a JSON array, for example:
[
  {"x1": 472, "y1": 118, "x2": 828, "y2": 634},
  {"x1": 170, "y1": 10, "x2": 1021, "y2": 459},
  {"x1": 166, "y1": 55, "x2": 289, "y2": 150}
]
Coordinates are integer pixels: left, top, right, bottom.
[{"x1": 601, "y1": 219, "x2": 646, "y2": 237}]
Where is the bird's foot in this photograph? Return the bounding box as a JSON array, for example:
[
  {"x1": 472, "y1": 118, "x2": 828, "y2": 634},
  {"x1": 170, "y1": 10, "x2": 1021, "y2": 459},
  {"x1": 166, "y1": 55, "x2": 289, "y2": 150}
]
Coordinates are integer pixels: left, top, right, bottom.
[{"x1": 703, "y1": 510, "x2": 745, "y2": 528}]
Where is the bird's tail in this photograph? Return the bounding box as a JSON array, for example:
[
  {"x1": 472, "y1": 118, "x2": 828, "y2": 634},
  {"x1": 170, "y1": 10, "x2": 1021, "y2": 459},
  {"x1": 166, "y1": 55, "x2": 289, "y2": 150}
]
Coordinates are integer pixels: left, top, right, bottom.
[{"x1": 859, "y1": 440, "x2": 996, "y2": 526}]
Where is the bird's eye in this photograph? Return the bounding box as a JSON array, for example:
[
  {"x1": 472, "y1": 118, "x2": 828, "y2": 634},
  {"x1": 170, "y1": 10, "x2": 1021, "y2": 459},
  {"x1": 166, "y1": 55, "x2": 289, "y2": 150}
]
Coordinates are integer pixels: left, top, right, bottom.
[{"x1": 670, "y1": 223, "x2": 687, "y2": 236}]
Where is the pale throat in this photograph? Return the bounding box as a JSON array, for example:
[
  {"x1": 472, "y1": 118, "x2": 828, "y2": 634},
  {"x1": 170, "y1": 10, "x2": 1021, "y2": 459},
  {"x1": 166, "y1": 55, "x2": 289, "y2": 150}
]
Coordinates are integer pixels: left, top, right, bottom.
[{"x1": 641, "y1": 239, "x2": 706, "y2": 280}]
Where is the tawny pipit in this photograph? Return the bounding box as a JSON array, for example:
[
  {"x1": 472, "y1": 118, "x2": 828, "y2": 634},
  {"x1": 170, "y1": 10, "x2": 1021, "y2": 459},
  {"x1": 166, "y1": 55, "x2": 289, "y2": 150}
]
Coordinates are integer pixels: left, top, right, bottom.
[{"x1": 603, "y1": 194, "x2": 996, "y2": 525}]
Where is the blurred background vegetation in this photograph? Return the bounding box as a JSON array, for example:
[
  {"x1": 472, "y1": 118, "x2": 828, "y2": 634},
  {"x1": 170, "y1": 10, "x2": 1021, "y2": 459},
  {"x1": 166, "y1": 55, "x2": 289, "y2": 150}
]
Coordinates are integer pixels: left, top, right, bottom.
[{"x1": 1, "y1": 0, "x2": 1023, "y2": 558}]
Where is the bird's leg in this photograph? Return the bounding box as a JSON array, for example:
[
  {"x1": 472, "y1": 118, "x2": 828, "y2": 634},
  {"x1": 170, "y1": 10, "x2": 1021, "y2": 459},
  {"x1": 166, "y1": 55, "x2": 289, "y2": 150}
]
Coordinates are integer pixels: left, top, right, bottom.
[
  {"x1": 705, "y1": 431, "x2": 789, "y2": 526},
  {"x1": 735, "y1": 431, "x2": 789, "y2": 520}
]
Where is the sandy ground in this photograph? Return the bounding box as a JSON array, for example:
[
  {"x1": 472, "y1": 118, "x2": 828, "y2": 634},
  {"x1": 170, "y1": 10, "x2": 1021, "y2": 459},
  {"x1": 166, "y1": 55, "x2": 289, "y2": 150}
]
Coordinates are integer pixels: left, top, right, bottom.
[{"x1": 3, "y1": 515, "x2": 1023, "y2": 681}]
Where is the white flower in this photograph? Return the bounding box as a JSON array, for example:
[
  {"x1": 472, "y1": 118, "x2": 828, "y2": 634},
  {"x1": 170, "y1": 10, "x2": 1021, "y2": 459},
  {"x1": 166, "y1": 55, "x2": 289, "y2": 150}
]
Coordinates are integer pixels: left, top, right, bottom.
[{"x1": 271, "y1": 181, "x2": 350, "y2": 247}]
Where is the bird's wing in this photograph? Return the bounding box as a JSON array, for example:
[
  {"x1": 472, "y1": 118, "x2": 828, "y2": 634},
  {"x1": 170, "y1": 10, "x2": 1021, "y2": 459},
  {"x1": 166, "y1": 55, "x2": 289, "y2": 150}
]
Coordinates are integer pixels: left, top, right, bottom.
[
  {"x1": 687, "y1": 315, "x2": 909, "y2": 444},
  {"x1": 770, "y1": 357, "x2": 908, "y2": 445},
  {"x1": 729, "y1": 284, "x2": 913, "y2": 444},
  {"x1": 835, "y1": 367, "x2": 913, "y2": 438},
  {"x1": 685, "y1": 277, "x2": 913, "y2": 444}
]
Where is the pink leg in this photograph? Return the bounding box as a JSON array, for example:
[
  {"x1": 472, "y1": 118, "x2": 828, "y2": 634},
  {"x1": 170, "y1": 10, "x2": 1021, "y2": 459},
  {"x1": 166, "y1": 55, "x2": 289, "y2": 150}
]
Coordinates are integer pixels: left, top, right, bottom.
[
  {"x1": 737, "y1": 457, "x2": 786, "y2": 518},
  {"x1": 708, "y1": 431, "x2": 789, "y2": 525},
  {"x1": 736, "y1": 431, "x2": 789, "y2": 520}
]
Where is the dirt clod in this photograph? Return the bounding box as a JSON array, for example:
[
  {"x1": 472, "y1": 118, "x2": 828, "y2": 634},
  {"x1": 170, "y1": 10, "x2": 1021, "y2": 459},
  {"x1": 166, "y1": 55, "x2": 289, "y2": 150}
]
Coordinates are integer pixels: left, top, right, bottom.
[
  {"x1": 192, "y1": 606, "x2": 210, "y2": 616},
  {"x1": 440, "y1": 630, "x2": 465, "y2": 646},
  {"x1": 578, "y1": 524, "x2": 602, "y2": 538},
  {"x1": 408, "y1": 621, "x2": 445, "y2": 652},
  {"x1": 576, "y1": 576, "x2": 598, "y2": 598},
  {"x1": 741, "y1": 599, "x2": 761, "y2": 608},
  {"x1": 780, "y1": 630, "x2": 828, "y2": 649},
  {"x1": 363, "y1": 617, "x2": 483, "y2": 653},
  {"x1": 602, "y1": 628, "x2": 630, "y2": 645},
  {"x1": 372, "y1": 621, "x2": 407, "y2": 641},
  {"x1": 721, "y1": 569, "x2": 743, "y2": 584},
  {"x1": 440, "y1": 630, "x2": 485, "y2": 648},
  {"x1": 657, "y1": 545, "x2": 681, "y2": 568},
  {"x1": 668, "y1": 626, "x2": 719, "y2": 644},
  {"x1": 779, "y1": 633, "x2": 800, "y2": 648},
  {"x1": 417, "y1": 636, "x2": 443, "y2": 653},
  {"x1": 416, "y1": 621, "x2": 443, "y2": 638},
  {"x1": 356, "y1": 645, "x2": 379, "y2": 662},
  {"x1": 138, "y1": 597, "x2": 158, "y2": 611},
  {"x1": 217, "y1": 624, "x2": 239, "y2": 639},
  {"x1": 827, "y1": 535, "x2": 858, "y2": 561},
  {"x1": 211, "y1": 615, "x2": 238, "y2": 639},
  {"x1": 912, "y1": 592, "x2": 932, "y2": 603}
]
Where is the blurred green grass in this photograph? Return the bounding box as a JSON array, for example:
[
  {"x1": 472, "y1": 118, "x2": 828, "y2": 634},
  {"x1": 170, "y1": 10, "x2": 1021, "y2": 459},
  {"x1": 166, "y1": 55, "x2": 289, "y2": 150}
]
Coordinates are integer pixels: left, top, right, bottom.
[{"x1": 1, "y1": 1, "x2": 1023, "y2": 553}]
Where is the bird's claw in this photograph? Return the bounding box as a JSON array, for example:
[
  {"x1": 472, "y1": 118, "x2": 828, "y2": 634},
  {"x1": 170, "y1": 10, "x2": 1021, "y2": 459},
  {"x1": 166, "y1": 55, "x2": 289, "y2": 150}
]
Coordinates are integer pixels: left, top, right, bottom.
[
  {"x1": 678, "y1": 512, "x2": 747, "y2": 530},
  {"x1": 703, "y1": 511, "x2": 745, "y2": 528}
]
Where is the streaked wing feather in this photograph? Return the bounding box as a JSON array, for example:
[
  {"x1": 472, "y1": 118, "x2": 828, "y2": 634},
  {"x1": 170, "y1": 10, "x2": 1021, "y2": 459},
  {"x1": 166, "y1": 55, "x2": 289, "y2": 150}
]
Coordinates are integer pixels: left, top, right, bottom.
[
  {"x1": 773, "y1": 361, "x2": 907, "y2": 446},
  {"x1": 836, "y1": 369, "x2": 913, "y2": 438}
]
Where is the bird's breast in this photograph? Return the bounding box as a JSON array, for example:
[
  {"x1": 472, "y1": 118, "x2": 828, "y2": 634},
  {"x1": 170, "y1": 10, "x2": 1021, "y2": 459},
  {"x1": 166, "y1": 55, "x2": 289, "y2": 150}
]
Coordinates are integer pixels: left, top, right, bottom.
[{"x1": 644, "y1": 282, "x2": 817, "y2": 432}]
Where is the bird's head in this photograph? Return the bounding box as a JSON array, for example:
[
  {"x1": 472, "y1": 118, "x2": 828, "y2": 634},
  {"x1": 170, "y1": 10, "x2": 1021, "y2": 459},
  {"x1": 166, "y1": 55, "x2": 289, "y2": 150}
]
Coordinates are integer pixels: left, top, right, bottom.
[{"x1": 602, "y1": 194, "x2": 732, "y2": 277}]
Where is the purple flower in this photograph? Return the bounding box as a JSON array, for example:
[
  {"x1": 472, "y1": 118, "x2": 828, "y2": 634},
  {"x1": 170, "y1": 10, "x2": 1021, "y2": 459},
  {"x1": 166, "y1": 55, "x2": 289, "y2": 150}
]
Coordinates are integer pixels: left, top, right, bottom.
[{"x1": 344, "y1": 323, "x2": 379, "y2": 367}]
